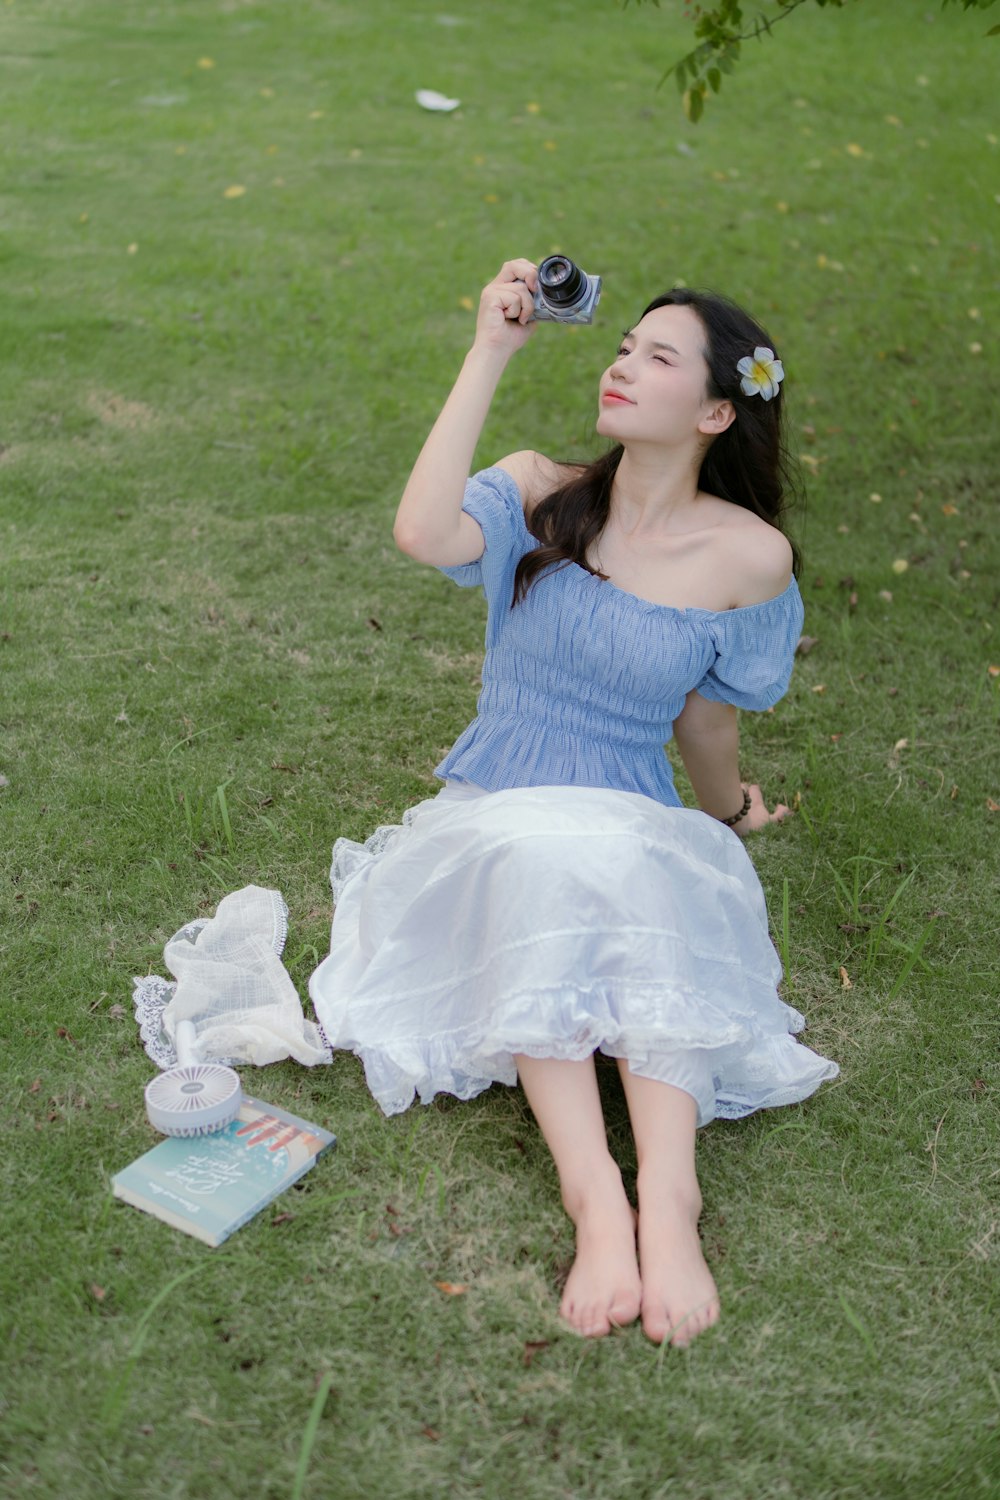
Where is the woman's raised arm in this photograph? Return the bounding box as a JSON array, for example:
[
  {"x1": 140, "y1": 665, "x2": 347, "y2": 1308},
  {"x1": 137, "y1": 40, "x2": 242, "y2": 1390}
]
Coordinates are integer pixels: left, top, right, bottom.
[{"x1": 393, "y1": 259, "x2": 539, "y2": 568}]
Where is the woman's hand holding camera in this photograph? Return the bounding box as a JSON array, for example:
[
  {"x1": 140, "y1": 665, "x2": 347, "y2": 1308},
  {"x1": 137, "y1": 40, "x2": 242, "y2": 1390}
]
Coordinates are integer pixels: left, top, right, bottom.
[{"x1": 474, "y1": 260, "x2": 538, "y2": 358}]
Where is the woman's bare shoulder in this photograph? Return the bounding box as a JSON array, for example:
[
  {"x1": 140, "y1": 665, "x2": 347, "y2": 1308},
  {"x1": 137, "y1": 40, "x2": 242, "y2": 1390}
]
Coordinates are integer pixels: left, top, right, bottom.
[
  {"x1": 494, "y1": 450, "x2": 585, "y2": 516},
  {"x1": 703, "y1": 497, "x2": 794, "y2": 606},
  {"x1": 731, "y1": 522, "x2": 794, "y2": 606}
]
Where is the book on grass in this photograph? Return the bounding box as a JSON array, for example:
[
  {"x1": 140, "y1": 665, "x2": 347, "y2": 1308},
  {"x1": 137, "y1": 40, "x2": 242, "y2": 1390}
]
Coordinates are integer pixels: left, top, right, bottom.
[{"x1": 112, "y1": 1096, "x2": 336, "y2": 1247}]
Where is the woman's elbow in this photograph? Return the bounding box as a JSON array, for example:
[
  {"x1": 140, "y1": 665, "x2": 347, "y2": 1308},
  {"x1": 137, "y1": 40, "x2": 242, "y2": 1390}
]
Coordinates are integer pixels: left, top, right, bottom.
[
  {"x1": 392, "y1": 514, "x2": 441, "y2": 561},
  {"x1": 392, "y1": 515, "x2": 420, "y2": 557}
]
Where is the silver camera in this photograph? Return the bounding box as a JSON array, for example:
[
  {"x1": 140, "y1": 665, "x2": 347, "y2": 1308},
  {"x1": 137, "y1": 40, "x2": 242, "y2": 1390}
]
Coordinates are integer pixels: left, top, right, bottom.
[{"x1": 532, "y1": 255, "x2": 602, "y2": 324}]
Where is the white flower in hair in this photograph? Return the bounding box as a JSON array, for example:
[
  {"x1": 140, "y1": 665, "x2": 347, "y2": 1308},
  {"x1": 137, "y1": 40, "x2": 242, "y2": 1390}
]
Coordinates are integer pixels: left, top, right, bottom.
[{"x1": 736, "y1": 346, "x2": 785, "y2": 401}]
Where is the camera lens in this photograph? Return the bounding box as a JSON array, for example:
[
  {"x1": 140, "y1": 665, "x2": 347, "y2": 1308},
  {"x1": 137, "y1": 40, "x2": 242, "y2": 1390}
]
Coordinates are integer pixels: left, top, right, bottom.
[{"x1": 537, "y1": 255, "x2": 585, "y2": 308}]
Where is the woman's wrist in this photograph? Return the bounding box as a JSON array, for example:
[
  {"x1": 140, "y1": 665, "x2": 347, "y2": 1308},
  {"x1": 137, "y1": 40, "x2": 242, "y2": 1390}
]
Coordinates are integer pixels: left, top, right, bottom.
[
  {"x1": 714, "y1": 783, "x2": 790, "y2": 837},
  {"x1": 464, "y1": 341, "x2": 516, "y2": 378},
  {"x1": 715, "y1": 786, "x2": 752, "y2": 828}
]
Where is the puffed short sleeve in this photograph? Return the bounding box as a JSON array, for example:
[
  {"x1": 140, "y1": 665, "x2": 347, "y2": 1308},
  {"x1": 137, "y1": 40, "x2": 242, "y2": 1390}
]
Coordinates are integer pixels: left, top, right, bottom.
[
  {"x1": 694, "y1": 579, "x2": 804, "y2": 711},
  {"x1": 438, "y1": 467, "x2": 533, "y2": 605}
]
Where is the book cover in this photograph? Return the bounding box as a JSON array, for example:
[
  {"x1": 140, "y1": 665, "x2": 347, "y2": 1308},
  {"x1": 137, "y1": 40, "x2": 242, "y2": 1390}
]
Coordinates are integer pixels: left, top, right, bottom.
[{"x1": 112, "y1": 1096, "x2": 336, "y2": 1247}]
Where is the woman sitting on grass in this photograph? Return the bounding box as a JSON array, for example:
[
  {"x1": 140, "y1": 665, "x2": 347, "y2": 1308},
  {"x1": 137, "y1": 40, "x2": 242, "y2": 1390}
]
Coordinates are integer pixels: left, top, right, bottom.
[{"x1": 309, "y1": 258, "x2": 838, "y2": 1347}]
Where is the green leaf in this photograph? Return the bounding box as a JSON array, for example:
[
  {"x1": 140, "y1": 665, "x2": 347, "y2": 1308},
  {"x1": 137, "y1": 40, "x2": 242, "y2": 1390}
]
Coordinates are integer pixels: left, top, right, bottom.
[
  {"x1": 683, "y1": 86, "x2": 705, "y2": 123},
  {"x1": 707, "y1": 66, "x2": 723, "y2": 92}
]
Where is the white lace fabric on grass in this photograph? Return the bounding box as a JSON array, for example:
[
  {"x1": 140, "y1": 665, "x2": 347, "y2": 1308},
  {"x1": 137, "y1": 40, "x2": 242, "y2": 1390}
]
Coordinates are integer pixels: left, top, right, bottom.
[{"x1": 133, "y1": 885, "x2": 331, "y2": 1070}]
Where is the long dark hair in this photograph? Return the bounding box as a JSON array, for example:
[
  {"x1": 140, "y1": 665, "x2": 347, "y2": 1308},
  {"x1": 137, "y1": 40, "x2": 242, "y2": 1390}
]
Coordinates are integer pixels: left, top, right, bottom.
[{"x1": 513, "y1": 288, "x2": 800, "y2": 603}]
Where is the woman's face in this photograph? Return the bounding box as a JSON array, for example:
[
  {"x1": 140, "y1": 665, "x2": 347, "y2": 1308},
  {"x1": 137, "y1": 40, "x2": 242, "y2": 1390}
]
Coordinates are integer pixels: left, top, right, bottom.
[{"x1": 596, "y1": 303, "x2": 728, "y2": 448}]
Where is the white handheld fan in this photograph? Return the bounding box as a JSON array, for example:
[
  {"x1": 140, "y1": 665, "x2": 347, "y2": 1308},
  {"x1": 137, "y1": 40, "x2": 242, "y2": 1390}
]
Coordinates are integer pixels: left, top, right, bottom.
[{"x1": 143, "y1": 1019, "x2": 243, "y2": 1138}]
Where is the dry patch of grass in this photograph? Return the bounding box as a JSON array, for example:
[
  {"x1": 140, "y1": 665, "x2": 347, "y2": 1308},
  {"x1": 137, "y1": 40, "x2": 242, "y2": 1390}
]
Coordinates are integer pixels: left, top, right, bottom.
[{"x1": 85, "y1": 389, "x2": 160, "y2": 430}]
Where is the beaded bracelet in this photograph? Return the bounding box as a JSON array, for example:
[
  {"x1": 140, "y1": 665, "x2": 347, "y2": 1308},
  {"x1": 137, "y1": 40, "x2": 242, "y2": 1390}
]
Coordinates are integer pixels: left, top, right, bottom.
[{"x1": 718, "y1": 787, "x2": 752, "y2": 827}]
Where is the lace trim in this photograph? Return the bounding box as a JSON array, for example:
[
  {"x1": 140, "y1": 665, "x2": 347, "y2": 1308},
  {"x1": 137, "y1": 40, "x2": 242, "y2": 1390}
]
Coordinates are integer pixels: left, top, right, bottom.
[
  {"x1": 331, "y1": 822, "x2": 406, "y2": 903},
  {"x1": 267, "y1": 888, "x2": 290, "y2": 959},
  {"x1": 133, "y1": 897, "x2": 291, "y2": 1070},
  {"x1": 352, "y1": 1026, "x2": 838, "y2": 1123},
  {"x1": 132, "y1": 973, "x2": 181, "y2": 1069}
]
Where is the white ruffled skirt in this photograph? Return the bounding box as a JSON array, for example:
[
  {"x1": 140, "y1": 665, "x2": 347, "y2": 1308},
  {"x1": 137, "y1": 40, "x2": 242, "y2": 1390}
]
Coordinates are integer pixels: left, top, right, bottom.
[{"x1": 308, "y1": 784, "x2": 838, "y2": 1125}]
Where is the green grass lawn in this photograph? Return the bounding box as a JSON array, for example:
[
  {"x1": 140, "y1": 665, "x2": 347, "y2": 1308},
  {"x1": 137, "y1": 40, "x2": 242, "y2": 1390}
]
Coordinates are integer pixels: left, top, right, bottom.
[{"x1": 2, "y1": 2, "x2": 998, "y2": 1496}]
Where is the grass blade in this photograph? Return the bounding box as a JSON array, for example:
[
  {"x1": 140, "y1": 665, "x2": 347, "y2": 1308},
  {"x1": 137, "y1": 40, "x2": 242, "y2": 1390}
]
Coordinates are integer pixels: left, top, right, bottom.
[
  {"x1": 291, "y1": 1372, "x2": 334, "y2": 1500},
  {"x1": 886, "y1": 919, "x2": 938, "y2": 1002},
  {"x1": 864, "y1": 870, "x2": 915, "y2": 971},
  {"x1": 288, "y1": 942, "x2": 321, "y2": 969},
  {"x1": 197, "y1": 852, "x2": 236, "y2": 886},
  {"x1": 100, "y1": 1261, "x2": 212, "y2": 1429},
  {"x1": 214, "y1": 778, "x2": 235, "y2": 855},
  {"x1": 796, "y1": 801, "x2": 818, "y2": 845},
  {"x1": 836, "y1": 1288, "x2": 877, "y2": 1359}
]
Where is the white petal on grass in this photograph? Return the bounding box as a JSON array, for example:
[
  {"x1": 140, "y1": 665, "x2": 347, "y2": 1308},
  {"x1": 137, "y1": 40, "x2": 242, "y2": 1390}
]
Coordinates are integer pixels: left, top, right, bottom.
[{"x1": 416, "y1": 89, "x2": 460, "y2": 112}]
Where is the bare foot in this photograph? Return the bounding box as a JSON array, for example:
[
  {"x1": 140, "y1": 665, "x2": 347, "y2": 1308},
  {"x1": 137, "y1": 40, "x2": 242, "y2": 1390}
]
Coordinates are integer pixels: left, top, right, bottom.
[
  {"x1": 559, "y1": 1161, "x2": 642, "y2": 1338},
  {"x1": 636, "y1": 1173, "x2": 720, "y2": 1348}
]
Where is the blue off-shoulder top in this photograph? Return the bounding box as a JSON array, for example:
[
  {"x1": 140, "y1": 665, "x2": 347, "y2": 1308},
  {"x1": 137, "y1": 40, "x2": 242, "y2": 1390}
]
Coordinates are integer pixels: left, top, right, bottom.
[{"x1": 435, "y1": 467, "x2": 804, "y2": 808}]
